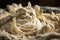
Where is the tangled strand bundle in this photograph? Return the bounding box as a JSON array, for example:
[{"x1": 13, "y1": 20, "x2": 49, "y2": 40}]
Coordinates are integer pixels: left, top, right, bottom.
[{"x1": 0, "y1": 2, "x2": 60, "y2": 40}]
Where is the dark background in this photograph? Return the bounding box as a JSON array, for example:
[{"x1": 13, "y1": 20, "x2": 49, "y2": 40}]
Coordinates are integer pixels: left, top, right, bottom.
[{"x1": 0, "y1": 0, "x2": 60, "y2": 8}]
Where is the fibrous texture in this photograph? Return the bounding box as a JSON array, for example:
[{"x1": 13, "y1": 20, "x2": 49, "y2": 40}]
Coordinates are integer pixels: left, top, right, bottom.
[{"x1": 0, "y1": 2, "x2": 60, "y2": 40}]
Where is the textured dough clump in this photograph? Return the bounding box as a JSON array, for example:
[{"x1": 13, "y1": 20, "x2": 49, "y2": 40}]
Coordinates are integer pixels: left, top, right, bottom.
[
  {"x1": 0, "y1": 2, "x2": 43, "y2": 36},
  {"x1": 0, "y1": 2, "x2": 60, "y2": 40}
]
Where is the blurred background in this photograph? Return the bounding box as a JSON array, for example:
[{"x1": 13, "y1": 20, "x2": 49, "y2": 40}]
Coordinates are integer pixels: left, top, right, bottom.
[{"x1": 0, "y1": 0, "x2": 60, "y2": 8}]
